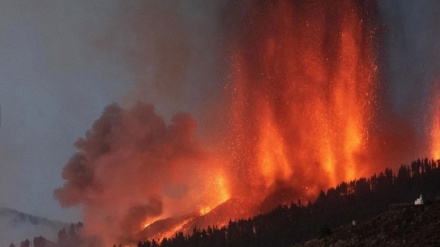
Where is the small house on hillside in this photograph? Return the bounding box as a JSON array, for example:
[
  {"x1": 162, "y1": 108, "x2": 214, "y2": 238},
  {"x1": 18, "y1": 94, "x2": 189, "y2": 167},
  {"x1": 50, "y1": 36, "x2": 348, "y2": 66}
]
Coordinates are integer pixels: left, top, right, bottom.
[{"x1": 415, "y1": 195, "x2": 423, "y2": 205}]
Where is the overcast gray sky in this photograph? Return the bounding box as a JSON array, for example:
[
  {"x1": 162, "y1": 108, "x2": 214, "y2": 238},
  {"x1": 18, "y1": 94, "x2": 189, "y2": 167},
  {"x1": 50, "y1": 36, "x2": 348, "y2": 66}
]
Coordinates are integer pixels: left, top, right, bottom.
[
  {"x1": 0, "y1": 0, "x2": 225, "y2": 222},
  {"x1": 0, "y1": 1, "x2": 133, "y2": 222}
]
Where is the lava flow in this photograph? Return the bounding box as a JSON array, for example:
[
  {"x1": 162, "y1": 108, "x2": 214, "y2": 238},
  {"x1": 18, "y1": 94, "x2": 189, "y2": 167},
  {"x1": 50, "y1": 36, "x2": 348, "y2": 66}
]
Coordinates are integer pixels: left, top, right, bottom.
[{"x1": 227, "y1": 0, "x2": 380, "y2": 206}]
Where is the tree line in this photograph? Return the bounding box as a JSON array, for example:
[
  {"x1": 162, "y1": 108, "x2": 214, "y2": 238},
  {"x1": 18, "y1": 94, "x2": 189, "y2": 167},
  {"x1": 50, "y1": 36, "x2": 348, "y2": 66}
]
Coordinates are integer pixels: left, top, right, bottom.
[
  {"x1": 11, "y1": 158, "x2": 440, "y2": 247},
  {"x1": 137, "y1": 158, "x2": 440, "y2": 247},
  {"x1": 8, "y1": 222, "x2": 100, "y2": 247}
]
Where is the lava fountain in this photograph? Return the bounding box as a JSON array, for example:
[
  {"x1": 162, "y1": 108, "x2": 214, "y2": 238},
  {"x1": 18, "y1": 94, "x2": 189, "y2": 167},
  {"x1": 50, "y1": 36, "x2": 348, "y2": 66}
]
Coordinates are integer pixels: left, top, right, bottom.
[
  {"x1": 430, "y1": 80, "x2": 440, "y2": 160},
  {"x1": 227, "y1": 0, "x2": 380, "y2": 205}
]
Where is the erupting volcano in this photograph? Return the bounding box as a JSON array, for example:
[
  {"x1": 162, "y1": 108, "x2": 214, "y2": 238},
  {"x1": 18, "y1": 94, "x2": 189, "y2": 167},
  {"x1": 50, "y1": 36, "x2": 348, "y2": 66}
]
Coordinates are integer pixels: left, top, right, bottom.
[
  {"x1": 54, "y1": 0, "x2": 432, "y2": 246},
  {"x1": 227, "y1": 0, "x2": 380, "y2": 207},
  {"x1": 54, "y1": 103, "x2": 232, "y2": 245}
]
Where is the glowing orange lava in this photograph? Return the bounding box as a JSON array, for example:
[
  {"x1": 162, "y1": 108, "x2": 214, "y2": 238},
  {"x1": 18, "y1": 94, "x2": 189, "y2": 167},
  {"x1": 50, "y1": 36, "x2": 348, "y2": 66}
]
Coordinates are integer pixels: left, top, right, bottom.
[
  {"x1": 197, "y1": 173, "x2": 230, "y2": 216},
  {"x1": 228, "y1": 0, "x2": 379, "y2": 204},
  {"x1": 153, "y1": 219, "x2": 191, "y2": 241},
  {"x1": 430, "y1": 81, "x2": 440, "y2": 160},
  {"x1": 199, "y1": 206, "x2": 211, "y2": 216},
  {"x1": 142, "y1": 220, "x2": 155, "y2": 229},
  {"x1": 201, "y1": 169, "x2": 230, "y2": 210}
]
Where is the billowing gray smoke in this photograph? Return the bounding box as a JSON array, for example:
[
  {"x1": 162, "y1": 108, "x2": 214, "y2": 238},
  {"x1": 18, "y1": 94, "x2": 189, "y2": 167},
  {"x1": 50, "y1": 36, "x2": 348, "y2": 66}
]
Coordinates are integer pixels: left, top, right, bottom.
[
  {"x1": 96, "y1": 1, "x2": 229, "y2": 119},
  {"x1": 54, "y1": 102, "x2": 223, "y2": 245}
]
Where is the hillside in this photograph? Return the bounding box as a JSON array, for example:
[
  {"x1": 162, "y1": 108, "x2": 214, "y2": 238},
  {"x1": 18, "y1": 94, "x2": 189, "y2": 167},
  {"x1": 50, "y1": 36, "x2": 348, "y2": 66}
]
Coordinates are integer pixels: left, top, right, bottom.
[
  {"x1": 136, "y1": 158, "x2": 440, "y2": 247},
  {"x1": 12, "y1": 158, "x2": 440, "y2": 247},
  {"x1": 0, "y1": 208, "x2": 67, "y2": 247},
  {"x1": 296, "y1": 202, "x2": 440, "y2": 247}
]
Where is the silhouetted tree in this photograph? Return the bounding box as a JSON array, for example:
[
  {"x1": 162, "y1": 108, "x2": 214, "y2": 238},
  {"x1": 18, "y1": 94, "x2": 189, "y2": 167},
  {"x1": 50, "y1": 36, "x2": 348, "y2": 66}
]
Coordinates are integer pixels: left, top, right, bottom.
[
  {"x1": 15, "y1": 158, "x2": 440, "y2": 247},
  {"x1": 20, "y1": 239, "x2": 30, "y2": 247}
]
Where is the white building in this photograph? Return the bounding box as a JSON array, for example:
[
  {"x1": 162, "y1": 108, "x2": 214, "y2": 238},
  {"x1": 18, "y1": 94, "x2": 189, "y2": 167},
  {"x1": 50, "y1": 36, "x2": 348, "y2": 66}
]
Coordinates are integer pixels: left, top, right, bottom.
[{"x1": 414, "y1": 195, "x2": 424, "y2": 205}]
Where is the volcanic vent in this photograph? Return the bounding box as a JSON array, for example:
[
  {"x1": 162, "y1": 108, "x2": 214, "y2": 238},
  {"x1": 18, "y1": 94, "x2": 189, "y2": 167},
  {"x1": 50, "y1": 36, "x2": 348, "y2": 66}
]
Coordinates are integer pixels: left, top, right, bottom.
[{"x1": 226, "y1": 0, "x2": 381, "y2": 208}]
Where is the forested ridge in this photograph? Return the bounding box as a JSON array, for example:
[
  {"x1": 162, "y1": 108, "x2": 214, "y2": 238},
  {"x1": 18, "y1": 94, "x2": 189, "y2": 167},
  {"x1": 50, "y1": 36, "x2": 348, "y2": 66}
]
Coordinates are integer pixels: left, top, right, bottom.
[
  {"x1": 135, "y1": 158, "x2": 440, "y2": 247},
  {"x1": 13, "y1": 158, "x2": 440, "y2": 247}
]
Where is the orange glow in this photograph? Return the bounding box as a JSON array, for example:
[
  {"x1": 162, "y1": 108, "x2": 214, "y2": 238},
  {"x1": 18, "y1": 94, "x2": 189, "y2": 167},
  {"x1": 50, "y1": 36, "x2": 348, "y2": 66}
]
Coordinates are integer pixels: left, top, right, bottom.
[
  {"x1": 139, "y1": 0, "x2": 380, "y2": 242},
  {"x1": 142, "y1": 219, "x2": 156, "y2": 229},
  {"x1": 154, "y1": 219, "x2": 191, "y2": 241},
  {"x1": 430, "y1": 82, "x2": 440, "y2": 160},
  {"x1": 199, "y1": 206, "x2": 211, "y2": 216},
  {"x1": 215, "y1": 175, "x2": 230, "y2": 204},
  {"x1": 258, "y1": 103, "x2": 292, "y2": 188},
  {"x1": 431, "y1": 113, "x2": 440, "y2": 160},
  {"x1": 143, "y1": 222, "x2": 152, "y2": 229},
  {"x1": 195, "y1": 169, "x2": 230, "y2": 217},
  {"x1": 228, "y1": 0, "x2": 378, "y2": 204}
]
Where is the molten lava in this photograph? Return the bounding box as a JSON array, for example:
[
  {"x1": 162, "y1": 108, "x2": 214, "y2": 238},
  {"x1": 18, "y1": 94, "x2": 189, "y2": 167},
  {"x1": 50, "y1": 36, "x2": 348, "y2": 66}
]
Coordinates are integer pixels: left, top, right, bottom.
[
  {"x1": 430, "y1": 81, "x2": 440, "y2": 160},
  {"x1": 228, "y1": 0, "x2": 379, "y2": 205}
]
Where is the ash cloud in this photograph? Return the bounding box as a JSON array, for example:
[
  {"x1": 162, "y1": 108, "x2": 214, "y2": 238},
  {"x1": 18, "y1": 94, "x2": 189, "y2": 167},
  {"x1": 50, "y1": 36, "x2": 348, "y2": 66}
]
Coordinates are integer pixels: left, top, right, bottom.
[
  {"x1": 121, "y1": 200, "x2": 163, "y2": 235},
  {"x1": 54, "y1": 102, "x2": 213, "y2": 245},
  {"x1": 95, "y1": 1, "x2": 229, "y2": 122},
  {"x1": 53, "y1": 2, "x2": 235, "y2": 245}
]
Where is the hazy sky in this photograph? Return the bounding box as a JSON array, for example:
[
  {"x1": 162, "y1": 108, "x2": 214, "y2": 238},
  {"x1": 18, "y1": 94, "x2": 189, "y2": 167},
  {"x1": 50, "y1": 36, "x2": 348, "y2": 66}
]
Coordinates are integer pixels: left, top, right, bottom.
[
  {"x1": 0, "y1": 0, "x2": 225, "y2": 222},
  {"x1": 1, "y1": 0, "x2": 440, "y2": 224},
  {"x1": 0, "y1": 1, "x2": 133, "y2": 222}
]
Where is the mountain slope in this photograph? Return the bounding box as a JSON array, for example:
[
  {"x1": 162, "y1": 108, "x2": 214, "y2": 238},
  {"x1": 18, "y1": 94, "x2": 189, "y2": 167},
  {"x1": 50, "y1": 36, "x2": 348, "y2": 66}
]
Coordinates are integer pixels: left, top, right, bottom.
[
  {"x1": 0, "y1": 208, "x2": 67, "y2": 247},
  {"x1": 296, "y1": 202, "x2": 440, "y2": 247}
]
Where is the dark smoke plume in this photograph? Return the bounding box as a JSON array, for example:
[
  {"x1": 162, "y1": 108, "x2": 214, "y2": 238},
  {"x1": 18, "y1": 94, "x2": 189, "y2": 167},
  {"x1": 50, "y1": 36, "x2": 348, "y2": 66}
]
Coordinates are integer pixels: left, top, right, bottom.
[{"x1": 54, "y1": 102, "x2": 218, "y2": 245}]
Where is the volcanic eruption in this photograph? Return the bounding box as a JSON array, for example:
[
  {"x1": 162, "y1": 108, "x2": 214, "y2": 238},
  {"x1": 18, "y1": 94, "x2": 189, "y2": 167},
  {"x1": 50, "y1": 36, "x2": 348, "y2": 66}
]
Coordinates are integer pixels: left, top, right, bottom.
[
  {"x1": 226, "y1": 0, "x2": 381, "y2": 209},
  {"x1": 54, "y1": 0, "x2": 438, "y2": 245},
  {"x1": 54, "y1": 103, "x2": 230, "y2": 245}
]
